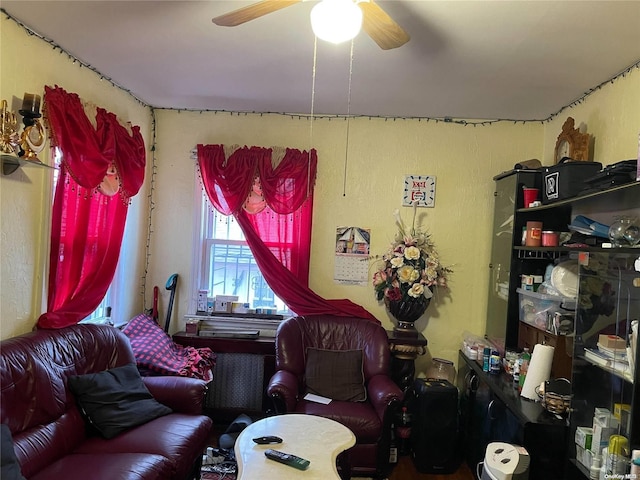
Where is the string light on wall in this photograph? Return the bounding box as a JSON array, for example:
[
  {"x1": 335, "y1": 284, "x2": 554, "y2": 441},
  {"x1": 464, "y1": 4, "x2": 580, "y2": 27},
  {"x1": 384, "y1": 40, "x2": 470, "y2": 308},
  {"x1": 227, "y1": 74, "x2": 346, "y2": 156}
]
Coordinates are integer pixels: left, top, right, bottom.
[
  {"x1": 1, "y1": 9, "x2": 147, "y2": 108},
  {"x1": 141, "y1": 108, "x2": 158, "y2": 308}
]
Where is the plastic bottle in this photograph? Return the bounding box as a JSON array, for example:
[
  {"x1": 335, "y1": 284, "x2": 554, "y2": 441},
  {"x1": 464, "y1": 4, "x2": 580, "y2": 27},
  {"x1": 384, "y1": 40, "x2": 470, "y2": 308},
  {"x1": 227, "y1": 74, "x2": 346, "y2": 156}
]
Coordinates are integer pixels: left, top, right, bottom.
[
  {"x1": 490, "y1": 350, "x2": 501, "y2": 374},
  {"x1": 482, "y1": 347, "x2": 491, "y2": 373},
  {"x1": 396, "y1": 406, "x2": 412, "y2": 456},
  {"x1": 512, "y1": 358, "x2": 520, "y2": 389},
  {"x1": 389, "y1": 422, "x2": 398, "y2": 464},
  {"x1": 607, "y1": 435, "x2": 629, "y2": 475},
  {"x1": 590, "y1": 454, "x2": 601, "y2": 480},
  {"x1": 599, "y1": 447, "x2": 609, "y2": 480},
  {"x1": 518, "y1": 348, "x2": 531, "y2": 392}
]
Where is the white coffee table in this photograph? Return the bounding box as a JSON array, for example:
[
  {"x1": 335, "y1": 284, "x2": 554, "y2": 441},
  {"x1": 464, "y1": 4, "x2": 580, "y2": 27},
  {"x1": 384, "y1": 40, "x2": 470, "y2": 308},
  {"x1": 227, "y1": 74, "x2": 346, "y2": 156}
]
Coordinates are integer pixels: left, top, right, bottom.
[{"x1": 234, "y1": 414, "x2": 356, "y2": 479}]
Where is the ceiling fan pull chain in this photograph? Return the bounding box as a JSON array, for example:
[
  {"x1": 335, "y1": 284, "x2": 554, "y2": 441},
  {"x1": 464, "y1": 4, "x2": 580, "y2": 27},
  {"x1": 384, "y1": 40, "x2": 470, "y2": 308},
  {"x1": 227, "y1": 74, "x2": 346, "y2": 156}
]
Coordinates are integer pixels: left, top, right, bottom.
[
  {"x1": 307, "y1": 36, "x2": 318, "y2": 199},
  {"x1": 342, "y1": 39, "x2": 355, "y2": 197}
]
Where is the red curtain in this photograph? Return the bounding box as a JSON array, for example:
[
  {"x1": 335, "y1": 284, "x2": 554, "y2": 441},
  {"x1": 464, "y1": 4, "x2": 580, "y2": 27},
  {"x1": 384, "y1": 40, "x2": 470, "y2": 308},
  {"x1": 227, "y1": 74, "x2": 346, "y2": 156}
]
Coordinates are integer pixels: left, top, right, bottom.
[
  {"x1": 197, "y1": 144, "x2": 377, "y2": 322},
  {"x1": 37, "y1": 86, "x2": 146, "y2": 329}
]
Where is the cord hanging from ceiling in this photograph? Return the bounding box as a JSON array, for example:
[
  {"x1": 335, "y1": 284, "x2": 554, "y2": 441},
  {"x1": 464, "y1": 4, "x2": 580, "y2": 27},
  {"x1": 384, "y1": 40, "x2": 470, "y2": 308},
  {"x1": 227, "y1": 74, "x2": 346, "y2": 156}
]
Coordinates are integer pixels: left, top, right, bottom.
[
  {"x1": 308, "y1": 36, "x2": 318, "y2": 199},
  {"x1": 342, "y1": 39, "x2": 355, "y2": 197}
]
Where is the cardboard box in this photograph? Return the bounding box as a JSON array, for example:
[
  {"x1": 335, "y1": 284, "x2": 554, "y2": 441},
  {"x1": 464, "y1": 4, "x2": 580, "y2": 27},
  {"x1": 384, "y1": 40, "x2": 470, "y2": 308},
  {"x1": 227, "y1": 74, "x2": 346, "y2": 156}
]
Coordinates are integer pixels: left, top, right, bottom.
[
  {"x1": 214, "y1": 300, "x2": 233, "y2": 313},
  {"x1": 185, "y1": 320, "x2": 199, "y2": 335},
  {"x1": 215, "y1": 295, "x2": 239, "y2": 303},
  {"x1": 613, "y1": 403, "x2": 631, "y2": 420},
  {"x1": 214, "y1": 295, "x2": 238, "y2": 313},
  {"x1": 591, "y1": 417, "x2": 619, "y2": 454},
  {"x1": 594, "y1": 407, "x2": 611, "y2": 421},
  {"x1": 620, "y1": 407, "x2": 632, "y2": 438},
  {"x1": 599, "y1": 334, "x2": 626, "y2": 350},
  {"x1": 576, "y1": 445, "x2": 593, "y2": 469},
  {"x1": 197, "y1": 290, "x2": 208, "y2": 313},
  {"x1": 575, "y1": 426, "x2": 593, "y2": 450},
  {"x1": 231, "y1": 302, "x2": 250, "y2": 313}
]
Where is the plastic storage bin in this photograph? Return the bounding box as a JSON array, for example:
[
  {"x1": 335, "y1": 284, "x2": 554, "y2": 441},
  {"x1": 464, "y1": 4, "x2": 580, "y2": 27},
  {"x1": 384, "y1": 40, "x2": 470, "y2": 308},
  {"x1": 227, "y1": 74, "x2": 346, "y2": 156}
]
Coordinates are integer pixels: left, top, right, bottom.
[
  {"x1": 517, "y1": 288, "x2": 575, "y2": 332},
  {"x1": 541, "y1": 160, "x2": 602, "y2": 204}
]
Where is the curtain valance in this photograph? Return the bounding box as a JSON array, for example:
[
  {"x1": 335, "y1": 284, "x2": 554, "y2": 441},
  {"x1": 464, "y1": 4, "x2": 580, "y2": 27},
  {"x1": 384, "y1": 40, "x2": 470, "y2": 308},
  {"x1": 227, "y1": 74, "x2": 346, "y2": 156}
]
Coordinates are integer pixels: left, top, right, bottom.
[
  {"x1": 197, "y1": 144, "x2": 317, "y2": 215},
  {"x1": 44, "y1": 85, "x2": 146, "y2": 199}
]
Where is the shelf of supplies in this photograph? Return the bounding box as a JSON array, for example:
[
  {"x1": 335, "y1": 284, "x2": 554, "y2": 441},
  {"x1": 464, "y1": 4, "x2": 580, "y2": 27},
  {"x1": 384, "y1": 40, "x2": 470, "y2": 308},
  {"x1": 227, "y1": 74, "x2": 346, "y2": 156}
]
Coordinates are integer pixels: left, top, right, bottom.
[
  {"x1": 514, "y1": 246, "x2": 640, "y2": 258},
  {"x1": 516, "y1": 181, "x2": 640, "y2": 213},
  {"x1": 514, "y1": 247, "x2": 567, "y2": 260},
  {"x1": 580, "y1": 350, "x2": 634, "y2": 384}
]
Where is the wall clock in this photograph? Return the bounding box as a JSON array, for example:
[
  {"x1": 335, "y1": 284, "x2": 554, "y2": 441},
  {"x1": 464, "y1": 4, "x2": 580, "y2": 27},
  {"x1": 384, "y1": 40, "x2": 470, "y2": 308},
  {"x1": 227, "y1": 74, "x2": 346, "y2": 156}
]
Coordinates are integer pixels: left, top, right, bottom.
[
  {"x1": 554, "y1": 117, "x2": 591, "y2": 164},
  {"x1": 402, "y1": 175, "x2": 436, "y2": 207}
]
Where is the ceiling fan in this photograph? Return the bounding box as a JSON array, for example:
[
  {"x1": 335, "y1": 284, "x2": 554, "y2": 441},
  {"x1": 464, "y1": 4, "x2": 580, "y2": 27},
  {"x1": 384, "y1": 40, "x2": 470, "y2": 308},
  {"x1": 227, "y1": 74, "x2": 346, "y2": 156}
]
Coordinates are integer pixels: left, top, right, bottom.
[{"x1": 212, "y1": 0, "x2": 410, "y2": 50}]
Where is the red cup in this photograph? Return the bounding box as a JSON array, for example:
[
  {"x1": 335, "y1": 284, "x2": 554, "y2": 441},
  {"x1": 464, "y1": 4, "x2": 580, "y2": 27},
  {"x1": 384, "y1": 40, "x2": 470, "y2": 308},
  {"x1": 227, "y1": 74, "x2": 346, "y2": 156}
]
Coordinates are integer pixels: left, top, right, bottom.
[{"x1": 523, "y1": 188, "x2": 539, "y2": 208}]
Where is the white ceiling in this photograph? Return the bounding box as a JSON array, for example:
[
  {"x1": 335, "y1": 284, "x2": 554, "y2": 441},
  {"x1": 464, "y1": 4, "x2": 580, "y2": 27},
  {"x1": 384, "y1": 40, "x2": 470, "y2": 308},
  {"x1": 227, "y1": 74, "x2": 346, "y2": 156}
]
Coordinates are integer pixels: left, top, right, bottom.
[{"x1": 2, "y1": 1, "x2": 640, "y2": 121}]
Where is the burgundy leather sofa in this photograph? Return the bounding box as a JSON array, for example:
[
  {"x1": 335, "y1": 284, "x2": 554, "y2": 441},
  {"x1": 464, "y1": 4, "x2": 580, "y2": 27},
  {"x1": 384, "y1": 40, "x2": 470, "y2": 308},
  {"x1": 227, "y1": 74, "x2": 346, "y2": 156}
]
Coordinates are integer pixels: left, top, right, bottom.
[
  {"x1": 0, "y1": 324, "x2": 212, "y2": 480},
  {"x1": 267, "y1": 315, "x2": 403, "y2": 478}
]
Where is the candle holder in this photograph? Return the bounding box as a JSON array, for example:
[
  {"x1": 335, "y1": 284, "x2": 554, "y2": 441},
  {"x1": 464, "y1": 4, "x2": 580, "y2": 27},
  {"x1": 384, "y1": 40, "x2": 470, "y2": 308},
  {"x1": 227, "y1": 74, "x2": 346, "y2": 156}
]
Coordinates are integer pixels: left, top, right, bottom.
[
  {"x1": 18, "y1": 93, "x2": 46, "y2": 162},
  {"x1": 1, "y1": 99, "x2": 19, "y2": 154},
  {"x1": 0, "y1": 94, "x2": 52, "y2": 175}
]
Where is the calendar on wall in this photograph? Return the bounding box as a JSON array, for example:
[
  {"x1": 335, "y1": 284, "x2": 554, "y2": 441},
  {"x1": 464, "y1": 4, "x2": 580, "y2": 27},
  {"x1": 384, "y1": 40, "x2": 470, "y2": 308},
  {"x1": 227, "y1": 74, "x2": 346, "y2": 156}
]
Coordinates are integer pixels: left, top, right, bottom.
[{"x1": 334, "y1": 226, "x2": 370, "y2": 286}]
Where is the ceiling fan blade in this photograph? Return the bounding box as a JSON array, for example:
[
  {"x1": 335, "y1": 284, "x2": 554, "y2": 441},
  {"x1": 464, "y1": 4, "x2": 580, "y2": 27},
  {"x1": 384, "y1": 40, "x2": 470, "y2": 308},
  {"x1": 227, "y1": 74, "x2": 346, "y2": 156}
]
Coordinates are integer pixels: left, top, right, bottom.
[
  {"x1": 359, "y1": 1, "x2": 410, "y2": 50},
  {"x1": 213, "y1": 0, "x2": 302, "y2": 27}
]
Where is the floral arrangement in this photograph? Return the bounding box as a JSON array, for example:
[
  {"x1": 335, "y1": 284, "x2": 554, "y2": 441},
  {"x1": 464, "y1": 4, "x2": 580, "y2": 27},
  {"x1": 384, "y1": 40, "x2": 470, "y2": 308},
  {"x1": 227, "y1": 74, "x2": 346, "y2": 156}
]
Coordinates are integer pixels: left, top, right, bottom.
[{"x1": 373, "y1": 205, "x2": 451, "y2": 307}]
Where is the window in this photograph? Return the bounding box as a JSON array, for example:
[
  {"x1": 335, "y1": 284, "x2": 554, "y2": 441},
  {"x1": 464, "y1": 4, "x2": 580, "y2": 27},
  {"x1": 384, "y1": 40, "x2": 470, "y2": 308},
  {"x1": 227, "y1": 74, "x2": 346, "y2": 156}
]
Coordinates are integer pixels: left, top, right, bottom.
[
  {"x1": 79, "y1": 288, "x2": 113, "y2": 324},
  {"x1": 196, "y1": 192, "x2": 290, "y2": 315}
]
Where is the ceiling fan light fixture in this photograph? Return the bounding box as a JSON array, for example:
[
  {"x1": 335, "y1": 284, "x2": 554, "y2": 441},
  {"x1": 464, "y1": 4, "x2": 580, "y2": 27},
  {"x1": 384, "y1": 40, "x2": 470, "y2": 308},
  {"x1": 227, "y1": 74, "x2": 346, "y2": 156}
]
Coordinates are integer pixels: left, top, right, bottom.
[{"x1": 310, "y1": 0, "x2": 363, "y2": 44}]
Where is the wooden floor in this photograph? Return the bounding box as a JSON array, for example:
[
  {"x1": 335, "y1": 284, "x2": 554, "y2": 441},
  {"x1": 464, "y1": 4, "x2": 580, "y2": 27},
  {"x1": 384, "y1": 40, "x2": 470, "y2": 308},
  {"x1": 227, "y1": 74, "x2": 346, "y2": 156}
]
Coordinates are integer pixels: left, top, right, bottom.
[{"x1": 388, "y1": 455, "x2": 475, "y2": 480}]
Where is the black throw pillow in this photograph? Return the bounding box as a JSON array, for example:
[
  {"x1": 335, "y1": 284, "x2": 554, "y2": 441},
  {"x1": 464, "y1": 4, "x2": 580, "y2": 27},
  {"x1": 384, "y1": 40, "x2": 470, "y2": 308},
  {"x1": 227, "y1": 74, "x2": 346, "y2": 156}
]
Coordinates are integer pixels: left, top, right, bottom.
[
  {"x1": 1, "y1": 424, "x2": 26, "y2": 480},
  {"x1": 68, "y1": 363, "x2": 172, "y2": 439},
  {"x1": 305, "y1": 348, "x2": 366, "y2": 402}
]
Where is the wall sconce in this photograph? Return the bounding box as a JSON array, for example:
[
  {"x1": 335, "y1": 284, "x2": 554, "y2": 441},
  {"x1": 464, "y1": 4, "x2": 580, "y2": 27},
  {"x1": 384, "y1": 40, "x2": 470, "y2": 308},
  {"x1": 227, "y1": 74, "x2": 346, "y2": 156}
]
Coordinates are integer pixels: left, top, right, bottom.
[{"x1": 1, "y1": 93, "x2": 52, "y2": 175}]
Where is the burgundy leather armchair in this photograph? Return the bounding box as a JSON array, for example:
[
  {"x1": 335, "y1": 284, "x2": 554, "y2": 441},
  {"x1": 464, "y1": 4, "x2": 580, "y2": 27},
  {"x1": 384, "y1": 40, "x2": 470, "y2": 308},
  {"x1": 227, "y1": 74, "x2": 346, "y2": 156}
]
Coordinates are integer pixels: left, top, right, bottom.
[
  {"x1": 266, "y1": 315, "x2": 403, "y2": 478},
  {"x1": 0, "y1": 324, "x2": 212, "y2": 480}
]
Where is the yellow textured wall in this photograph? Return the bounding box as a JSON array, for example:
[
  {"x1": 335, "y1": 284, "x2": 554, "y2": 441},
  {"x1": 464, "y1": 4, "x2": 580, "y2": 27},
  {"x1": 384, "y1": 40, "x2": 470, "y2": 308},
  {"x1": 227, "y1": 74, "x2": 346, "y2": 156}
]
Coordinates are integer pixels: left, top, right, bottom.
[{"x1": 0, "y1": 18, "x2": 152, "y2": 339}]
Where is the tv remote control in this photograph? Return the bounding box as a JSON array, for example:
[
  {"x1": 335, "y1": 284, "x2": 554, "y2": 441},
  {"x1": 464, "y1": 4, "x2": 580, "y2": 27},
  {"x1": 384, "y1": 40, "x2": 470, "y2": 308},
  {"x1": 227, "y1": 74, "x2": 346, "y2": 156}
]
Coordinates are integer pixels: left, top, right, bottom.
[
  {"x1": 264, "y1": 449, "x2": 310, "y2": 470},
  {"x1": 252, "y1": 436, "x2": 283, "y2": 444}
]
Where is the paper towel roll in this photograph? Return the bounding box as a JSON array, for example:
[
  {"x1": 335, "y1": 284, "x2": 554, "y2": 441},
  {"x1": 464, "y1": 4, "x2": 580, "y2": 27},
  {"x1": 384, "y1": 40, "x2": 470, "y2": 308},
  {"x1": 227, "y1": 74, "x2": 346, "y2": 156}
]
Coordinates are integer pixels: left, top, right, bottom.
[{"x1": 521, "y1": 344, "x2": 555, "y2": 400}]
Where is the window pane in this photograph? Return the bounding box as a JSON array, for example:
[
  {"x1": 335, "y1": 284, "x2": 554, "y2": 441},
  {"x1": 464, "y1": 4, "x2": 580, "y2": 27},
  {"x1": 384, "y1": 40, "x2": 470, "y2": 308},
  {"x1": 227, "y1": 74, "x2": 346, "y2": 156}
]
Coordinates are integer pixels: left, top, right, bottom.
[{"x1": 201, "y1": 204, "x2": 289, "y2": 315}]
